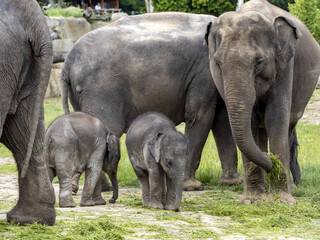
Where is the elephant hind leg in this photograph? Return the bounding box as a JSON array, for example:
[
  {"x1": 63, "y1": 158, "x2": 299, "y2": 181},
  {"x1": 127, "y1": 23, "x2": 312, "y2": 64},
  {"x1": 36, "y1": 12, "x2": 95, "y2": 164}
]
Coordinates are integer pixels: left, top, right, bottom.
[
  {"x1": 80, "y1": 146, "x2": 104, "y2": 207},
  {"x1": 92, "y1": 179, "x2": 106, "y2": 206}
]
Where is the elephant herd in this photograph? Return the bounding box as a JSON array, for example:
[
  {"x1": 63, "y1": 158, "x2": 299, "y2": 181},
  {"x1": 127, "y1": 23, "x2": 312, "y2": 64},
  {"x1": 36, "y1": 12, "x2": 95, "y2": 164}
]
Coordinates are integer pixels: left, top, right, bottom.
[{"x1": 0, "y1": 0, "x2": 319, "y2": 225}]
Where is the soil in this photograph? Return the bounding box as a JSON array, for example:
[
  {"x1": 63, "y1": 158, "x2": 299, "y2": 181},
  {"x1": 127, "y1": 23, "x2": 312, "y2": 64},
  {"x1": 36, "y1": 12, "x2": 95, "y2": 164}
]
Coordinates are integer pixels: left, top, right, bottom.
[{"x1": 0, "y1": 94, "x2": 319, "y2": 239}]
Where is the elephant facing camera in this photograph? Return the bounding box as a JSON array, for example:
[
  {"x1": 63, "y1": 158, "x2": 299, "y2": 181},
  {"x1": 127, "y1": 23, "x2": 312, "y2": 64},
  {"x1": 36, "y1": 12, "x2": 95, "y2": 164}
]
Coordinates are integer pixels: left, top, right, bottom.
[
  {"x1": 45, "y1": 112, "x2": 120, "y2": 207},
  {"x1": 126, "y1": 112, "x2": 188, "y2": 211}
]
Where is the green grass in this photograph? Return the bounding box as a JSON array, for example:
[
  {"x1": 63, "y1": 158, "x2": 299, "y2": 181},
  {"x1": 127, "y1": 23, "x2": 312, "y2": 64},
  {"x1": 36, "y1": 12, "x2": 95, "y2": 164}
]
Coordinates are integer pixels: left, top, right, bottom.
[{"x1": 44, "y1": 7, "x2": 84, "y2": 18}]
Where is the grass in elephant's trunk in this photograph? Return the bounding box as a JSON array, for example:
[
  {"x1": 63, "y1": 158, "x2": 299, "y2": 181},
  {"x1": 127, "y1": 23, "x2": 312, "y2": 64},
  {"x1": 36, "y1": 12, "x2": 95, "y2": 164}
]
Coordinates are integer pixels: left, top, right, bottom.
[{"x1": 265, "y1": 153, "x2": 286, "y2": 191}]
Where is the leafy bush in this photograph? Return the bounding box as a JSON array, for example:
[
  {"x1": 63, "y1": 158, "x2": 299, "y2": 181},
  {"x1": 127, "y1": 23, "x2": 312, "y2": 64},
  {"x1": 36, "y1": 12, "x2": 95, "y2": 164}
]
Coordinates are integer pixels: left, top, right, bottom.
[
  {"x1": 289, "y1": 0, "x2": 320, "y2": 44},
  {"x1": 152, "y1": 0, "x2": 237, "y2": 16},
  {"x1": 44, "y1": 7, "x2": 83, "y2": 18}
]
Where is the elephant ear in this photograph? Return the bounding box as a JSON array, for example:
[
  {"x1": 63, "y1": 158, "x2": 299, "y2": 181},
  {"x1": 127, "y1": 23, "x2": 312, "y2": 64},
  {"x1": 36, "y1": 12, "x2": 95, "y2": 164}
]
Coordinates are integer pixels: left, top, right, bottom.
[
  {"x1": 273, "y1": 16, "x2": 301, "y2": 72},
  {"x1": 148, "y1": 133, "x2": 166, "y2": 163},
  {"x1": 204, "y1": 22, "x2": 213, "y2": 46},
  {"x1": 107, "y1": 133, "x2": 120, "y2": 163}
]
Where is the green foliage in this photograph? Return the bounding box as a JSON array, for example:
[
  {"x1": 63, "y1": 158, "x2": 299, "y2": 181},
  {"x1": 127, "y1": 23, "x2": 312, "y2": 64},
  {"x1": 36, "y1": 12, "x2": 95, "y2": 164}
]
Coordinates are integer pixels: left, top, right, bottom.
[
  {"x1": 44, "y1": 7, "x2": 83, "y2": 18},
  {"x1": 265, "y1": 153, "x2": 285, "y2": 189},
  {"x1": 268, "y1": 0, "x2": 294, "y2": 11},
  {"x1": 289, "y1": 0, "x2": 320, "y2": 44},
  {"x1": 119, "y1": 0, "x2": 146, "y2": 14},
  {"x1": 152, "y1": 0, "x2": 237, "y2": 16},
  {"x1": 191, "y1": 0, "x2": 237, "y2": 15},
  {"x1": 153, "y1": 0, "x2": 191, "y2": 12}
]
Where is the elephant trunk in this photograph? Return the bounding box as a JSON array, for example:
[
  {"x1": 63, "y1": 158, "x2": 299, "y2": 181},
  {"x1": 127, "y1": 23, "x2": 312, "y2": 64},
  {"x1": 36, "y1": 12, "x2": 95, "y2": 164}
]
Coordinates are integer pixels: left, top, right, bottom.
[
  {"x1": 224, "y1": 72, "x2": 273, "y2": 172},
  {"x1": 108, "y1": 172, "x2": 118, "y2": 203},
  {"x1": 21, "y1": 29, "x2": 53, "y2": 178},
  {"x1": 173, "y1": 175, "x2": 184, "y2": 211}
]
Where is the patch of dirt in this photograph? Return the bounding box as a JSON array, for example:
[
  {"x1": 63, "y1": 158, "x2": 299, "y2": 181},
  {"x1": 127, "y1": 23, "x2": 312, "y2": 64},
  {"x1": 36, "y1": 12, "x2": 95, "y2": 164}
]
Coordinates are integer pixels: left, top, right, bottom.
[{"x1": 301, "y1": 100, "x2": 320, "y2": 125}]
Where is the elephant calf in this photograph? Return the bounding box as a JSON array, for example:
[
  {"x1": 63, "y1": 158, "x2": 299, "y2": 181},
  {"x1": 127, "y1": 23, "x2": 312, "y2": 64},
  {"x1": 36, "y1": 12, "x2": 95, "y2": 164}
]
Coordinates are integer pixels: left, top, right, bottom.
[
  {"x1": 45, "y1": 112, "x2": 120, "y2": 207},
  {"x1": 126, "y1": 112, "x2": 188, "y2": 211}
]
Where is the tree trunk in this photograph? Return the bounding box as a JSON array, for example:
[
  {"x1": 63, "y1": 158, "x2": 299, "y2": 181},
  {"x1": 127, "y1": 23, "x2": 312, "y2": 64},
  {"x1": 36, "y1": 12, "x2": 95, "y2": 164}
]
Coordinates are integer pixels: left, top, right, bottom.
[
  {"x1": 145, "y1": 0, "x2": 150, "y2": 13},
  {"x1": 236, "y1": 0, "x2": 244, "y2": 10}
]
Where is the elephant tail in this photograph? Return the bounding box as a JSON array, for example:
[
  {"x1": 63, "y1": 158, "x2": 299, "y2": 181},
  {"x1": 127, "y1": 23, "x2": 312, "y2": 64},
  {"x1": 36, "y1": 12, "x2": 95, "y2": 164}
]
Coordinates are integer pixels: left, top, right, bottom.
[
  {"x1": 21, "y1": 18, "x2": 53, "y2": 178},
  {"x1": 290, "y1": 128, "x2": 301, "y2": 184},
  {"x1": 61, "y1": 65, "x2": 71, "y2": 114}
]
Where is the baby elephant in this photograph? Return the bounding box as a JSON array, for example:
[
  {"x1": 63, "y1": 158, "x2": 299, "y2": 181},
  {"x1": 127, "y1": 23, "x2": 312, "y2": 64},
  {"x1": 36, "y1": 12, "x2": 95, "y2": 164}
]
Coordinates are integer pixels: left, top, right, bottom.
[
  {"x1": 45, "y1": 112, "x2": 120, "y2": 207},
  {"x1": 126, "y1": 112, "x2": 188, "y2": 211}
]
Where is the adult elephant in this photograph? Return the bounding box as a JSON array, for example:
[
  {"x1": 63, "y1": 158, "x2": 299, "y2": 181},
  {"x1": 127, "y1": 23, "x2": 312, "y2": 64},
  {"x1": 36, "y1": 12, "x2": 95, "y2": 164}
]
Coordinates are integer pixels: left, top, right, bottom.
[
  {"x1": 205, "y1": 0, "x2": 320, "y2": 204},
  {"x1": 0, "y1": 0, "x2": 55, "y2": 224},
  {"x1": 61, "y1": 12, "x2": 242, "y2": 191}
]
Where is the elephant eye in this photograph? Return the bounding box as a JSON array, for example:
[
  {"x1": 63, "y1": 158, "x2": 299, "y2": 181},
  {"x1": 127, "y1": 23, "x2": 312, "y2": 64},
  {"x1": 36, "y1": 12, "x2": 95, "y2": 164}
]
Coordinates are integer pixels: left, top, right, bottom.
[
  {"x1": 254, "y1": 58, "x2": 265, "y2": 72},
  {"x1": 165, "y1": 158, "x2": 173, "y2": 167}
]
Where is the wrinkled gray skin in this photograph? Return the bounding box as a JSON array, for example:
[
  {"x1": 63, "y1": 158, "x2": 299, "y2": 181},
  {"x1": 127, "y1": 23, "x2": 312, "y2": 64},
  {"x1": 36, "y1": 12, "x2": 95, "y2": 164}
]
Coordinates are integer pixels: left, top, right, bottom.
[
  {"x1": 0, "y1": 0, "x2": 55, "y2": 225},
  {"x1": 126, "y1": 112, "x2": 188, "y2": 211},
  {"x1": 45, "y1": 112, "x2": 120, "y2": 207},
  {"x1": 61, "y1": 12, "x2": 242, "y2": 191},
  {"x1": 205, "y1": 0, "x2": 320, "y2": 204}
]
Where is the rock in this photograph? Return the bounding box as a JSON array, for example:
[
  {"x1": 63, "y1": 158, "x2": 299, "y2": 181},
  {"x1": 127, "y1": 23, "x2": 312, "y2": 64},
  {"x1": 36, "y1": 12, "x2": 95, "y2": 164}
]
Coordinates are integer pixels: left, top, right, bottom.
[
  {"x1": 91, "y1": 22, "x2": 108, "y2": 30},
  {"x1": 47, "y1": 17, "x2": 92, "y2": 43},
  {"x1": 111, "y1": 12, "x2": 128, "y2": 22},
  {"x1": 50, "y1": 29, "x2": 58, "y2": 40},
  {"x1": 52, "y1": 39, "x2": 74, "y2": 63},
  {"x1": 46, "y1": 63, "x2": 63, "y2": 98}
]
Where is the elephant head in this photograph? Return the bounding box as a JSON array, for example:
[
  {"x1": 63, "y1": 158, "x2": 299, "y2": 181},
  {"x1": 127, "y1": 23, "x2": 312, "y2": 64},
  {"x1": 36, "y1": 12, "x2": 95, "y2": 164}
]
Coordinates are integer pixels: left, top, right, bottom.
[
  {"x1": 103, "y1": 132, "x2": 120, "y2": 203},
  {"x1": 205, "y1": 11, "x2": 301, "y2": 172},
  {"x1": 146, "y1": 132, "x2": 188, "y2": 211}
]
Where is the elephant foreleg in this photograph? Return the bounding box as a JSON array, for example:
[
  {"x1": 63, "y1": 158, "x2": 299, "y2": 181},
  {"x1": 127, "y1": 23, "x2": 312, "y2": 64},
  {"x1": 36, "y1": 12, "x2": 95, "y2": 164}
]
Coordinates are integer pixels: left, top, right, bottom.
[
  {"x1": 240, "y1": 124, "x2": 267, "y2": 204},
  {"x1": 2, "y1": 103, "x2": 55, "y2": 225},
  {"x1": 131, "y1": 159, "x2": 150, "y2": 207},
  {"x1": 148, "y1": 167, "x2": 164, "y2": 209},
  {"x1": 212, "y1": 101, "x2": 242, "y2": 186},
  {"x1": 164, "y1": 175, "x2": 176, "y2": 210}
]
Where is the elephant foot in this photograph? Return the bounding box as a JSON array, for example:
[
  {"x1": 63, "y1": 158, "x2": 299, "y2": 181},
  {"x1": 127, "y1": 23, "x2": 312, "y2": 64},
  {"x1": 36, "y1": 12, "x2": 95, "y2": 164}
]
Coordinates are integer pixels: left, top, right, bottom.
[
  {"x1": 165, "y1": 204, "x2": 179, "y2": 211},
  {"x1": 270, "y1": 191, "x2": 296, "y2": 205},
  {"x1": 72, "y1": 183, "x2": 79, "y2": 194},
  {"x1": 7, "y1": 202, "x2": 55, "y2": 226},
  {"x1": 59, "y1": 198, "x2": 76, "y2": 208},
  {"x1": 109, "y1": 197, "x2": 116, "y2": 204},
  {"x1": 220, "y1": 173, "x2": 243, "y2": 186},
  {"x1": 278, "y1": 192, "x2": 296, "y2": 205},
  {"x1": 142, "y1": 200, "x2": 150, "y2": 207},
  {"x1": 94, "y1": 196, "x2": 106, "y2": 206},
  {"x1": 183, "y1": 178, "x2": 204, "y2": 191},
  {"x1": 149, "y1": 201, "x2": 164, "y2": 210},
  {"x1": 80, "y1": 198, "x2": 95, "y2": 207},
  {"x1": 240, "y1": 192, "x2": 264, "y2": 204}
]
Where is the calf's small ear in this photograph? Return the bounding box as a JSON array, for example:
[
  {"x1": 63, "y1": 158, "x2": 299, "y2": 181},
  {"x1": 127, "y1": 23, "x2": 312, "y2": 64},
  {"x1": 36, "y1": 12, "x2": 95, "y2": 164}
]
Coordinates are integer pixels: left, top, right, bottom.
[
  {"x1": 148, "y1": 132, "x2": 165, "y2": 163},
  {"x1": 204, "y1": 22, "x2": 212, "y2": 46}
]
